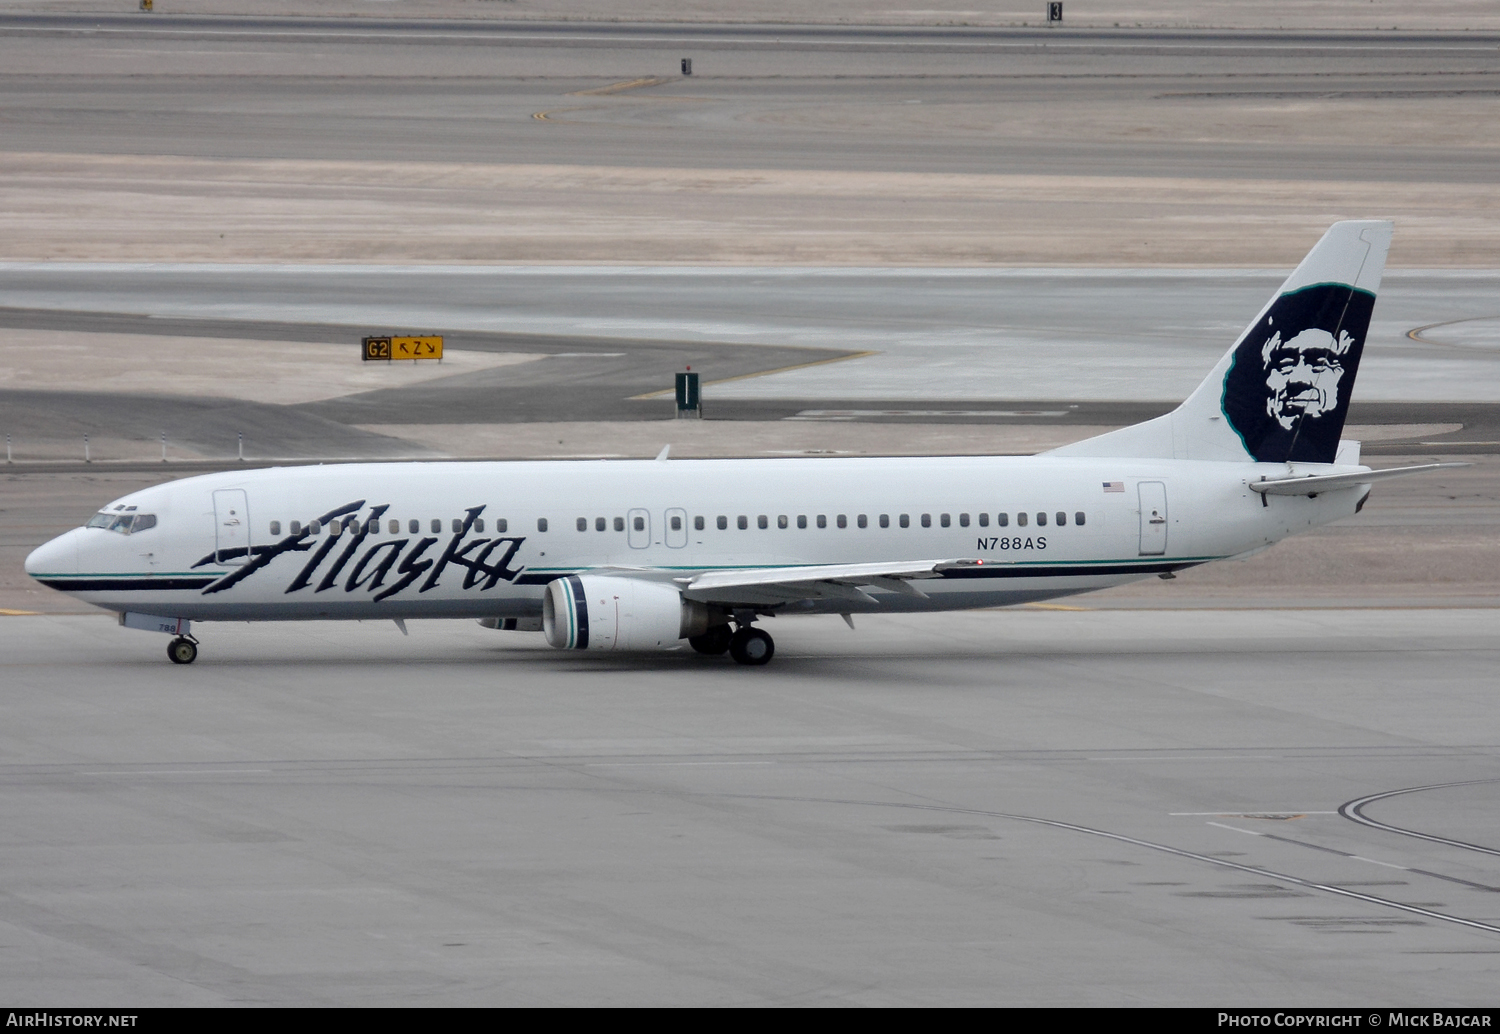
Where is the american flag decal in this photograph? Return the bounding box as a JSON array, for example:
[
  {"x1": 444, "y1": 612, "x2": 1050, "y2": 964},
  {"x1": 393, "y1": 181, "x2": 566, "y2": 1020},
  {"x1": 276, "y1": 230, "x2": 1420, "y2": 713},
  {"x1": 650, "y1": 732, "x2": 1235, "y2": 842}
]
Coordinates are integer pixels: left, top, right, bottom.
[{"x1": 1103, "y1": 481, "x2": 1124, "y2": 493}]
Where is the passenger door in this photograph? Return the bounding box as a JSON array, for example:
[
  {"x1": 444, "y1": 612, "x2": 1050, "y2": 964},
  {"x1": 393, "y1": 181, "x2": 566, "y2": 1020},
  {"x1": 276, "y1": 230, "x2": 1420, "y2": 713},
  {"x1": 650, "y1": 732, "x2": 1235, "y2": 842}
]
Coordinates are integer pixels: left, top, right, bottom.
[
  {"x1": 213, "y1": 489, "x2": 252, "y2": 565},
  {"x1": 1138, "y1": 481, "x2": 1168, "y2": 556}
]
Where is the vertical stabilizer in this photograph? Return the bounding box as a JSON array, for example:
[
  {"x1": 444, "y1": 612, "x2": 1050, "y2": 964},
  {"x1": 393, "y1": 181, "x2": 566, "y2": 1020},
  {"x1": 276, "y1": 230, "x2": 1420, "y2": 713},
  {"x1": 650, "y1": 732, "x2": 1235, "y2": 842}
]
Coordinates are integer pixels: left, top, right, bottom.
[{"x1": 1051, "y1": 220, "x2": 1392, "y2": 464}]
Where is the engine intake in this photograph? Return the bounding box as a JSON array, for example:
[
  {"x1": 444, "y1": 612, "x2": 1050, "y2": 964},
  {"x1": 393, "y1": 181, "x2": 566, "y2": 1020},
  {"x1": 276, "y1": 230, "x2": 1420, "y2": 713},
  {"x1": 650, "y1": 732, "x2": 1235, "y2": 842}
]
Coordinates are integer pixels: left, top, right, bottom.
[{"x1": 543, "y1": 574, "x2": 713, "y2": 651}]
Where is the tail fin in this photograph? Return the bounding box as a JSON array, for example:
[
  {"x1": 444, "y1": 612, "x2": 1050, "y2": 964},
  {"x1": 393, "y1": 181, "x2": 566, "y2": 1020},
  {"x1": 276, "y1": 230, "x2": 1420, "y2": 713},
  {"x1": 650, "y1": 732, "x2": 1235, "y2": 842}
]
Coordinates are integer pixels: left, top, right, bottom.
[{"x1": 1051, "y1": 220, "x2": 1392, "y2": 464}]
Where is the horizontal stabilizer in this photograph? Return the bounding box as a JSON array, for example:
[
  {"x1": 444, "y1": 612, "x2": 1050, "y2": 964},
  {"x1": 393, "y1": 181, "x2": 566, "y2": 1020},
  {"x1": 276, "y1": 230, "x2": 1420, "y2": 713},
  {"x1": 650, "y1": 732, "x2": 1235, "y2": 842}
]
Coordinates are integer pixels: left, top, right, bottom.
[{"x1": 1248, "y1": 462, "x2": 1468, "y2": 497}]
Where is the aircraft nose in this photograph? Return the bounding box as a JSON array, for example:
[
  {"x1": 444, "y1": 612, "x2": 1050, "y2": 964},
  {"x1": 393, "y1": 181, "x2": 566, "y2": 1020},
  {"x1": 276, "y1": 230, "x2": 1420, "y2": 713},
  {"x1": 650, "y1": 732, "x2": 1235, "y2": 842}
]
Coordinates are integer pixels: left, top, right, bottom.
[{"x1": 25, "y1": 529, "x2": 80, "y2": 578}]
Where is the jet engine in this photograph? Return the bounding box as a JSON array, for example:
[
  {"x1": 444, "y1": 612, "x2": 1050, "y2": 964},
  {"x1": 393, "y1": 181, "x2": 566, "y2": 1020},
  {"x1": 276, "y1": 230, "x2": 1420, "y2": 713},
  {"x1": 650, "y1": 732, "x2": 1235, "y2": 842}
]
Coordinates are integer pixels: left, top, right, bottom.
[{"x1": 542, "y1": 574, "x2": 714, "y2": 651}]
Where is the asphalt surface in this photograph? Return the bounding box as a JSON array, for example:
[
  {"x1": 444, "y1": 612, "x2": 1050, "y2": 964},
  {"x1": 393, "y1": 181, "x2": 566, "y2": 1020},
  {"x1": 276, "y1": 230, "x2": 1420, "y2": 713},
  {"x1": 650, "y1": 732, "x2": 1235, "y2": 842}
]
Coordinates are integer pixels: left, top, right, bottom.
[
  {"x1": 3, "y1": 270, "x2": 1499, "y2": 457},
  {"x1": 1, "y1": 608, "x2": 1496, "y2": 1005},
  {"x1": 1, "y1": 16, "x2": 1497, "y2": 180}
]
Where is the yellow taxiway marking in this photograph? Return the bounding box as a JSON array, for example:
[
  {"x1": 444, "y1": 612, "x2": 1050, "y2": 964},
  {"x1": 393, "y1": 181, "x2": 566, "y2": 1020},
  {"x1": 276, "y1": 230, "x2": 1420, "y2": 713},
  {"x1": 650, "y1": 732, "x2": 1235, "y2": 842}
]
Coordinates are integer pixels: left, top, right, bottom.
[
  {"x1": 532, "y1": 106, "x2": 593, "y2": 121},
  {"x1": 568, "y1": 76, "x2": 677, "y2": 97},
  {"x1": 1020, "y1": 603, "x2": 1090, "y2": 611},
  {"x1": 631, "y1": 351, "x2": 879, "y2": 400},
  {"x1": 1406, "y1": 314, "x2": 1500, "y2": 345},
  {"x1": 0, "y1": 609, "x2": 41, "y2": 616}
]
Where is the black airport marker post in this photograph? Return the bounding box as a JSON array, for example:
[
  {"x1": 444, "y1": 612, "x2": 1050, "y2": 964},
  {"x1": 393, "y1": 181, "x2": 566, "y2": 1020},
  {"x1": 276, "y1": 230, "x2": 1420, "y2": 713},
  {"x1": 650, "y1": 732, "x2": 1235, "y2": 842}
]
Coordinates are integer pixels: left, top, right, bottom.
[
  {"x1": 681, "y1": 58, "x2": 693, "y2": 76},
  {"x1": 675, "y1": 368, "x2": 701, "y2": 419}
]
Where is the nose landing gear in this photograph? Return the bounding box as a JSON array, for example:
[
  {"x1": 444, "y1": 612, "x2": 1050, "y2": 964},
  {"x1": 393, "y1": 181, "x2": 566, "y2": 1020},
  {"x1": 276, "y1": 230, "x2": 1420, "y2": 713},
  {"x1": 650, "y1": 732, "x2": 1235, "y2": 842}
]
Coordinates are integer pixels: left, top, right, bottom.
[{"x1": 167, "y1": 635, "x2": 199, "y2": 665}]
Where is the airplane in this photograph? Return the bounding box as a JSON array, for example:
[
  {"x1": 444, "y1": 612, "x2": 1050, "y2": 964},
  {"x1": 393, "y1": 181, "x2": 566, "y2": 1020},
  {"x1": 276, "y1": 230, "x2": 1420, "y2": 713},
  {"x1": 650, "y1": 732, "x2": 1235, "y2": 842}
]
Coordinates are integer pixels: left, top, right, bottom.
[{"x1": 24, "y1": 220, "x2": 1462, "y2": 666}]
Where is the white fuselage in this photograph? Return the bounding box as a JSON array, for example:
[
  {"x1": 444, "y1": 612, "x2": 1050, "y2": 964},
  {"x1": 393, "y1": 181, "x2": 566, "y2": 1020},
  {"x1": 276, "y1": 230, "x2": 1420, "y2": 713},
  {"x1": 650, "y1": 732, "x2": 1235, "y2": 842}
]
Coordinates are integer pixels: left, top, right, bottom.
[{"x1": 26, "y1": 455, "x2": 1363, "y2": 622}]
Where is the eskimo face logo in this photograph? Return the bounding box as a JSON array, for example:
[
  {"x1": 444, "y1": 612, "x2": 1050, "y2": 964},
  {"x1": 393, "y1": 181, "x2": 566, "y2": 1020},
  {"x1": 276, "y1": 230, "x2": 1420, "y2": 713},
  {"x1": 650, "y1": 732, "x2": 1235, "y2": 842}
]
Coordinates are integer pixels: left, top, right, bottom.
[
  {"x1": 1261, "y1": 327, "x2": 1355, "y2": 430},
  {"x1": 1220, "y1": 284, "x2": 1375, "y2": 465}
]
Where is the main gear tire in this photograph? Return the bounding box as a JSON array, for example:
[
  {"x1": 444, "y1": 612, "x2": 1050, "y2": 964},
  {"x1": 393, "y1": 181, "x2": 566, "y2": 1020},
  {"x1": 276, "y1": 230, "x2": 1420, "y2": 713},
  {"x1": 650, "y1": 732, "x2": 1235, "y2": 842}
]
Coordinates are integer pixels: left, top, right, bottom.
[{"x1": 728, "y1": 626, "x2": 774, "y2": 666}]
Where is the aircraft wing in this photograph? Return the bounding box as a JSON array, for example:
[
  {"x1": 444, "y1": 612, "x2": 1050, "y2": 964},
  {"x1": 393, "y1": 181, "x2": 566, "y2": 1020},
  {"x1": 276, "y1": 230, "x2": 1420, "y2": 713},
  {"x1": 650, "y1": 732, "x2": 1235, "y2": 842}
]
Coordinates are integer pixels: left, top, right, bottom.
[
  {"x1": 1248, "y1": 462, "x2": 1468, "y2": 497},
  {"x1": 676, "y1": 559, "x2": 986, "y2": 607}
]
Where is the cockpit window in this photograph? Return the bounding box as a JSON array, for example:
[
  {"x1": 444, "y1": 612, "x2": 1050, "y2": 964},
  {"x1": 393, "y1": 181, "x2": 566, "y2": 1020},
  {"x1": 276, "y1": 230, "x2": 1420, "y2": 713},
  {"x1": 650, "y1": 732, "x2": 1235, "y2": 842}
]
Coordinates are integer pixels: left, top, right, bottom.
[{"x1": 85, "y1": 511, "x2": 156, "y2": 535}]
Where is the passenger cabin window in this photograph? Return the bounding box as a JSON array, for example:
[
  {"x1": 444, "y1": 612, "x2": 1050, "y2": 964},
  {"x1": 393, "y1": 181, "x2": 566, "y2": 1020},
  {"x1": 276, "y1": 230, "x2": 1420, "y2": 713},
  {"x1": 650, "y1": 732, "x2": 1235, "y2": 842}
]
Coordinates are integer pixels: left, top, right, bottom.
[
  {"x1": 366, "y1": 518, "x2": 379, "y2": 535},
  {"x1": 408, "y1": 519, "x2": 419, "y2": 534},
  {"x1": 717, "y1": 516, "x2": 728, "y2": 530},
  {"x1": 997, "y1": 513, "x2": 1009, "y2": 527},
  {"x1": 1017, "y1": 512, "x2": 1028, "y2": 527},
  {"x1": 452, "y1": 518, "x2": 463, "y2": 533},
  {"x1": 1056, "y1": 511, "x2": 1067, "y2": 526},
  {"x1": 634, "y1": 516, "x2": 646, "y2": 532},
  {"x1": 614, "y1": 517, "x2": 625, "y2": 532},
  {"x1": 270, "y1": 521, "x2": 281, "y2": 536},
  {"x1": 1036, "y1": 512, "x2": 1047, "y2": 527},
  {"x1": 921, "y1": 514, "x2": 931, "y2": 528},
  {"x1": 577, "y1": 517, "x2": 588, "y2": 532},
  {"x1": 537, "y1": 518, "x2": 548, "y2": 532},
  {"x1": 1075, "y1": 512, "x2": 1086, "y2": 526},
  {"x1": 959, "y1": 513, "x2": 969, "y2": 527},
  {"x1": 778, "y1": 515, "x2": 788, "y2": 529},
  {"x1": 736, "y1": 516, "x2": 747, "y2": 530},
  {"x1": 431, "y1": 519, "x2": 442, "y2": 534},
  {"x1": 388, "y1": 519, "x2": 400, "y2": 535},
  {"x1": 290, "y1": 520, "x2": 302, "y2": 536},
  {"x1": 857, "y1": 514, "x2": 867, "y2": 529},
  {"x1": 496, "y1": 519, "x2": 508, "y2": 533},
  {"x1": 837, "y1": 515, "x2": 847, "y2": 529},
  {"x1": 329, "y1": 520, "x2": 342, "y2": 536},
  {"x1": 596, "y1": 517, "x2": 607, "y2": 532},
  {"x1": 879, "y1": 514, "x2": 889, "y2": 528},
  {"x1": 671, "y1": 515, "x2": 683, "y2": 531},
  {"x1": 474, "y1": 518, "x2": 485, "y2": 532},
  {"x1": 940, "y1": 513, "x2": 951, "y2": 528},
  {"x1": 797, "y1": 515, "x2": 807, "y2": 529},
  {"x1": 308, "y1": 520, "x2": 321, "y2": 535},
  {"x1": 900, "y1": 514, "x2": 910, "y2": 528},
  {"x1": 758, "y1": 515, "x2": 768, "y2": 529},
  {"x1": 695, "y1": 516, "x2": 705, "y2": 531},
  {"x1": 817, "y1": 515, "x2": 827, "y2": 529},
  {"x1": 978, "y1": 513, "x2": 989, "y2": 527}
]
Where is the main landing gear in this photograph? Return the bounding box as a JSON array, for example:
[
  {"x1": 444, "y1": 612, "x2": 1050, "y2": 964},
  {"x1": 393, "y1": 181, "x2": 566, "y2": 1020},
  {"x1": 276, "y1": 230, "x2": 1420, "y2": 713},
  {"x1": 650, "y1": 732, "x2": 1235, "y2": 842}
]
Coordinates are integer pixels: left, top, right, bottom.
[
  {"x1": 729, "y1": 626, "x2": 774, "y2": 666},
  {"x1": 688, "y1": 622, "x2": 775, "y2": 666},
  {"x1": 688, "y1": 624, "x2": 734, "y2": 656},
  {"x1": 167, "y1": 635, "x2": 199, "y2": 665}
]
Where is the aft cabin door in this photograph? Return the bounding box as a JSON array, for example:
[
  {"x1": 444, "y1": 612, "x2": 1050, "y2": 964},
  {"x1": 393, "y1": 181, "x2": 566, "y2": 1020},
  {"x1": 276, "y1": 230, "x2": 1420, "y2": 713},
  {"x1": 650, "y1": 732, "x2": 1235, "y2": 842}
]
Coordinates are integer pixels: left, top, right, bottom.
[
  {"x1": 213, "y1": 489, "x2": 252, "y2": 565},
  {"x1": 1138, "y1": 481, "x2": 1168, "y2": 556}
]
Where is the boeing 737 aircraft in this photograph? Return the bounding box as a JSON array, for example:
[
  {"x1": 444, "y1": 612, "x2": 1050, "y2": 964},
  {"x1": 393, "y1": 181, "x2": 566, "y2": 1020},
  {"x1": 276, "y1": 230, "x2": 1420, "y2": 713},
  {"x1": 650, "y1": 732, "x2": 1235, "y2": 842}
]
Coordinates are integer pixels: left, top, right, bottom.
[{"x1": 25, "y1": 221, "x2": 1459, "y2": 666}]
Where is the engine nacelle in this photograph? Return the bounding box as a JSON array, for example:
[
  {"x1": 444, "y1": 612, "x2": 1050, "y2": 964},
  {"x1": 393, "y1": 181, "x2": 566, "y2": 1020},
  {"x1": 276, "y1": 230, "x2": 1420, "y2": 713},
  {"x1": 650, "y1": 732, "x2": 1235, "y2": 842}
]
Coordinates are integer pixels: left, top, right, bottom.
[{"x1": 543, "y1": 575, "x2": 712, "y2": 651}]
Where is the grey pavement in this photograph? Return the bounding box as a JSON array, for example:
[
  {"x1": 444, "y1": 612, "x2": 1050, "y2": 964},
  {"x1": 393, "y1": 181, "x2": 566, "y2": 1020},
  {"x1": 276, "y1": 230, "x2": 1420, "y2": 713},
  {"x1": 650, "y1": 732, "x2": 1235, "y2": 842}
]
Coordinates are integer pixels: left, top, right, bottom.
[
  {"x1": 2, "y1": 18, "x2": 1497, "y2": 180},
  {"x1": 3, "y1": 265, "x2": 1499, "y2": 402},
  {"x1": 0, "y1": 608, "x2": 1497, "y2": 1005}
]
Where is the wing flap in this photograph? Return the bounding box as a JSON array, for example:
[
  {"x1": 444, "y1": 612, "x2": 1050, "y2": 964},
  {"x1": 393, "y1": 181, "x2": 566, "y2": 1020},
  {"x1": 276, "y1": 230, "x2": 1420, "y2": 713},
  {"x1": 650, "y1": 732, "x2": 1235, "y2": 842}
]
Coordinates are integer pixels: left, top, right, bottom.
[{"x1": 678, "y1": 559, "x2": 984, "y2": 606}]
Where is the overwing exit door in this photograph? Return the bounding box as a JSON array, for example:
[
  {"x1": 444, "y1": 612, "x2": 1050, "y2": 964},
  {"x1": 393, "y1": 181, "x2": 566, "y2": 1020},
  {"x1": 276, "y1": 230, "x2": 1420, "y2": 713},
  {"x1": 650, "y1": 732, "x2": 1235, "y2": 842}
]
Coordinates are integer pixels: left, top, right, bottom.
[
  {"x1": 627, "y1": 508, "x2": 651, "y2": 549},
  {"x1": 213, "y1": 489, "x2": 251, "y2": 565},
  {"x1": 1138, "y1": 481, "x2": 1167, "y2": 556},
  {"x1": 664, "y1": 508, "x2": 688, "y2": 548}
]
